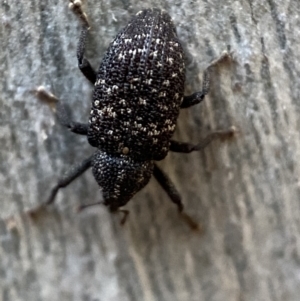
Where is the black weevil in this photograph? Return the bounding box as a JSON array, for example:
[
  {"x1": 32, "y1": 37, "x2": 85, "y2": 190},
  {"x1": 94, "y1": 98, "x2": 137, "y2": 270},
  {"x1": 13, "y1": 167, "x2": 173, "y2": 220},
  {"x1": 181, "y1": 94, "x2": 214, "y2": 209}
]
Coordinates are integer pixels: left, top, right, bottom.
[{"x1": 36, "y1": 0, "x2": 234, "y2": 226}]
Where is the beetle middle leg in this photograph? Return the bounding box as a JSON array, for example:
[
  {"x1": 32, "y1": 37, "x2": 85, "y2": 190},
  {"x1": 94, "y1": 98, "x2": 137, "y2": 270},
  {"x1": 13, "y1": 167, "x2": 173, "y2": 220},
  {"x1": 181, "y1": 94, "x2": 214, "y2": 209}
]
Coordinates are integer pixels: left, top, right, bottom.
[
  {"x1": 180, "y1": 51, "x2": 231, "y2": 108},
  {"x1": 69, "y1": 0, "x2": 97, "y2": 84},
  {"x1": 169, "y1": 127, "x2": 236, "y2": 153},
  {"x1": 35, "y1": 86, "x2": 88, "y2": 135}
]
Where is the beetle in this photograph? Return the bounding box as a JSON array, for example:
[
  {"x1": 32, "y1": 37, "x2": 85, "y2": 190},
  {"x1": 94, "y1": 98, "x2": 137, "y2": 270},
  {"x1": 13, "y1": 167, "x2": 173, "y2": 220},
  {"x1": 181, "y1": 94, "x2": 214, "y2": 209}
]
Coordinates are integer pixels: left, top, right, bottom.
[{"x1": 36, "y1": 0, "x2": 234, "y2": 225}]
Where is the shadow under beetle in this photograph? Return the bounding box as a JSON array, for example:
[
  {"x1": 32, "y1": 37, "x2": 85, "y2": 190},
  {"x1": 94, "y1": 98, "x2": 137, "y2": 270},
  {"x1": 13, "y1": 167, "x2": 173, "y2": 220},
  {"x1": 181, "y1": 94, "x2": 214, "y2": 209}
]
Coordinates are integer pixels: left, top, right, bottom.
[{"x1": 36, "y1": 0, "x2": 234, "y2": 226}]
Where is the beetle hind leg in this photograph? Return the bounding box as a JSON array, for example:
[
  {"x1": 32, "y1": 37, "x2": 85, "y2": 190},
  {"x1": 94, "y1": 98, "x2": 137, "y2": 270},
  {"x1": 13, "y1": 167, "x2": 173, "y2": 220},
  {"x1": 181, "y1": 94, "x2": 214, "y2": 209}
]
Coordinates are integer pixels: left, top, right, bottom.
[
  {"x1": 69, "y1": 0, "x2": 97, "y2": 84},
  {"x1": 181, "y1": 51, "x2": 231, "y2": 109}
]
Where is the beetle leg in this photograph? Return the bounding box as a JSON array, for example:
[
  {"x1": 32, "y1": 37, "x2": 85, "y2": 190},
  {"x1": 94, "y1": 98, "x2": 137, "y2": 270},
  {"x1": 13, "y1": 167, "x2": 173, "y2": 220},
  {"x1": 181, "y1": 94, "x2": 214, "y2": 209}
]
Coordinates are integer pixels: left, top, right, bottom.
[
  {"x1": 180, "y1": 51, "x2": 231, "y2": 108},
  {"x1": 153, "y1": 164, "x2": 183, "y2": 212},
  {"x1": 153, "y1": 164, "x2": 200, "y2": 230},
  {"x1": 46, "y1": 156, "x2": 93, "y2": 205},
  {"x1": 118, "y1": 209, "x2": 130, "y2": 225},
  {"x1": 180, "y1": 68, "x2": 210, "y2": 109},
  {"x1": 77, "y1": 201, "x2": 104, "y2": 212},
  {"x1": 69, "y1": 0, "x2": 97, "y2": 84},
  {"x1": 169, "y1": 127, "x2": 236, "y2": 153},
  {"x1": 34, "y1": 86, "x2": 88, "y2": 135},
  {"x1": 78, "y1": 203, "x2": 130, "y2": 225}
]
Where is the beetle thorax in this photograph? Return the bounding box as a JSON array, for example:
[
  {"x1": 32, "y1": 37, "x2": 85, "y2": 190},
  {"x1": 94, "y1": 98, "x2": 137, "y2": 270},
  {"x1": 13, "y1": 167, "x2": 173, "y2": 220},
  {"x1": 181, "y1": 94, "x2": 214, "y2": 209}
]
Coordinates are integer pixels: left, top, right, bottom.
[{"x1": 92, "y1": 150, "x2": 154, "y2": 210}]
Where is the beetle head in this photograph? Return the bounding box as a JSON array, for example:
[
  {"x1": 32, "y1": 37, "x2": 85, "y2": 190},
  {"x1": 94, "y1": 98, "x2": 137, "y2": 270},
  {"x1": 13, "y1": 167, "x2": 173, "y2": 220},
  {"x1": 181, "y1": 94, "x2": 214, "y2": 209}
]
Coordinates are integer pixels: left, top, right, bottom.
[{"x1": 92, "y1": 150, "x2": 153, "y2": 211}]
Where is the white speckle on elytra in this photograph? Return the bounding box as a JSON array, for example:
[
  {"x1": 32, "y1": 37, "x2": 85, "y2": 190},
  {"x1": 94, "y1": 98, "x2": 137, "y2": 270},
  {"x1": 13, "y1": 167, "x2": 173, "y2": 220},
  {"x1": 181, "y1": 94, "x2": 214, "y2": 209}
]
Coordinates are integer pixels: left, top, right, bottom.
[
  {"x1": 150, "y1": 50, "x2": 158, "y2": 58},
  {"x1": 146, "y1": 79, "x2": 153, "y2": 85},
  {"x1": 94, "y1": 100, "x2": 100, "y2": 106},
  {"x1": 168, "y1": 124, "x2": 176, "y2": 131},
  {"x1": 167, "y1": 57, "x2": 174, "y2": 65},
  {"x1": 139, "y1": 98, "x2": 147, "y2": 105}
]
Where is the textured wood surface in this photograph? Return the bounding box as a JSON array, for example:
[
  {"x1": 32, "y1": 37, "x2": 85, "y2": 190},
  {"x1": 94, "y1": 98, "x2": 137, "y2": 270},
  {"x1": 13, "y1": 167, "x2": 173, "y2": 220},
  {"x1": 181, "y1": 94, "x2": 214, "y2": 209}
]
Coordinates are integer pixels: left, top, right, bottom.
[{"x1": 1, "y1": 0, "x2": 300, "y2": 300}]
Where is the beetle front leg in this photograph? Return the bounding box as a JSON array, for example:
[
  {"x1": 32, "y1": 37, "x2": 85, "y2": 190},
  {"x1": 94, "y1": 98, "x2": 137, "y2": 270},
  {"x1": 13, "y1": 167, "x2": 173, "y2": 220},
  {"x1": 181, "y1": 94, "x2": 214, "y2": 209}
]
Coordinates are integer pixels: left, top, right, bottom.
[
  {"x1": 170, "y1": 127, "x2": 236, "y2": 153},
  {"x1": 153, "y1": 164, "x2": 183, "y2": 212},
  {"x1": 35, "y1": 86, "x2": 88, "y2": 135},
  {"x1": 46, "y1": 155, "x2": 93, "y2": 205},
  {"x1": 78, "y1": 202, "x2": 130, "y2": 225},
  {"x1": 153, "y1": 164, "x2": 200, "y2": 230},
  {"x1": 69, "y1": 0, "x2": 97, "y2": 84},
  {"x1": 180, "y1": 51, "x2": 231, "y2": 109}
]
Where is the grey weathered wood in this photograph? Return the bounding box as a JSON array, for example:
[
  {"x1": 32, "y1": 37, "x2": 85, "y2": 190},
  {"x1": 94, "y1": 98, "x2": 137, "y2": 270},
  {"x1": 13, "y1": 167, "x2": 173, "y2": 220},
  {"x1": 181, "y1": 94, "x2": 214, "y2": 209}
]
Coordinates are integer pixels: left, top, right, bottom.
[{"x1": 1, "y1": 0, "x2": 300, "y2": 300}]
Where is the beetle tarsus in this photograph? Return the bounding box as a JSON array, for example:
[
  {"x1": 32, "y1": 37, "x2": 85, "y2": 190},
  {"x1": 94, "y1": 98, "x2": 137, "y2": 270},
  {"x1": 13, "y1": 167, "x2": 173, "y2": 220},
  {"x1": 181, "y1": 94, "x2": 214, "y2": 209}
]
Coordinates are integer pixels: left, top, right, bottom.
[{"x1": 69, "y1": 0, "x2": 90, "y2": 29}]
